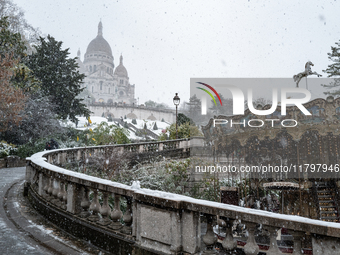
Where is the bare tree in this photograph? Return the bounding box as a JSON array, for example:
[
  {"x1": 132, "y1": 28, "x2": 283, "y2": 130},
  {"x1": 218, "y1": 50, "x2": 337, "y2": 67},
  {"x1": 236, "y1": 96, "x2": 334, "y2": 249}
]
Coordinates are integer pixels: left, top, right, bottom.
[{"x1": 0, "y1": 0, "x2": 40, "y2": 46}]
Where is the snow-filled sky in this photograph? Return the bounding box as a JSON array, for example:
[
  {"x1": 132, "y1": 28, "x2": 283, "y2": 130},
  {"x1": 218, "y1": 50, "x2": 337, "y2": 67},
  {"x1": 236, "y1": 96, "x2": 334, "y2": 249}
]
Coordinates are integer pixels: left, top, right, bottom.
[{"x1": 11, "y1": 0, "x2": 340, "y2": 106}]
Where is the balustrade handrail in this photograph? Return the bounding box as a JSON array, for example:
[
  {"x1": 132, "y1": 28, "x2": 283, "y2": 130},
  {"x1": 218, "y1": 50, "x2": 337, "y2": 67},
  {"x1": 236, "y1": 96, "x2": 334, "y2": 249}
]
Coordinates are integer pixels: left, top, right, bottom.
[
  {"x1": 26, "y1": 139, "x2": 340, "y2": 239},
  {"x1": 25, "y1": 138, "x2": 340, "y2": 254}
]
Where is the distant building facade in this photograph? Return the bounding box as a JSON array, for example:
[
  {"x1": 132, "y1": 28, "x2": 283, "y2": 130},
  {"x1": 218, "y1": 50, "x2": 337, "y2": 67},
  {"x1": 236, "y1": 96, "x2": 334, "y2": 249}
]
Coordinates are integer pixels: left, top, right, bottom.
[{"x1": 76, "y1": 21, "x2": 135, "y2": 104}]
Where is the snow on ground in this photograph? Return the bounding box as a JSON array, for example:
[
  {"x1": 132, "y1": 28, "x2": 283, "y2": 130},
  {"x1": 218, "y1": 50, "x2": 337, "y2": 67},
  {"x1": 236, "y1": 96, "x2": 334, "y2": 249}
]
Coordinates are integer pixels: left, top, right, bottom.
[
  {"x1": 125, "y1": 118, "x2": 169, "y2": 136},
  {"x1": 63, "y1": 116, "x2": 171, "y2": 141}
]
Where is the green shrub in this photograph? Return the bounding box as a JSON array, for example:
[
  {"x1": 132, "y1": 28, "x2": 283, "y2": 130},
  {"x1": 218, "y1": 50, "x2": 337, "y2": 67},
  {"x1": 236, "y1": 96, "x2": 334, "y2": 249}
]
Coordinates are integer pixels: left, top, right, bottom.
[
  {"x1": 0, "y1": 141, "x2": 17, "y2": 158},
  {"x1": 89, "y1": 122, "x2": 130, "y2": 145},
  {"x1": 166, "y1": 122, "x2": 203, "y2": 139},
  {"x1": 16, "y1": 140, "x2": 45, "y2": 158}
]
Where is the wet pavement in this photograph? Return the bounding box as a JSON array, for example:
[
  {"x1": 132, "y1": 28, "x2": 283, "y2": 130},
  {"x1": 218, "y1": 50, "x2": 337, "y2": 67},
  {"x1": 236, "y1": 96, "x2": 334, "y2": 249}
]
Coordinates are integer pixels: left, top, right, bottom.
[
  {"x1": 0, "y1": 167, "x2": 51, "y2": 254},
  {"x1": 0, "y1": 167, "x2": 104, "y2": 255}
]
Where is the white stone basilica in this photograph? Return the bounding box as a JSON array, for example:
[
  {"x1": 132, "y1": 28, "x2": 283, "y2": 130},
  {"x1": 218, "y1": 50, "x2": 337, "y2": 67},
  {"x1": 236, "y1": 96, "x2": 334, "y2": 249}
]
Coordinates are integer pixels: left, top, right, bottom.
[{"x1": 76, "y1": 21, "x2": 135, "y2": 104}]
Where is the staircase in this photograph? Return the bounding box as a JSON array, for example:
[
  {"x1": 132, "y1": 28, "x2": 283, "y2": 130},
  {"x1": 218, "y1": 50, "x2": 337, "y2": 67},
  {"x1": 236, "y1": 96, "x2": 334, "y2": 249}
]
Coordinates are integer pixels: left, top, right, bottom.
[{"x1": 314, "y1": 181, "x2": 339, "y2": 222}]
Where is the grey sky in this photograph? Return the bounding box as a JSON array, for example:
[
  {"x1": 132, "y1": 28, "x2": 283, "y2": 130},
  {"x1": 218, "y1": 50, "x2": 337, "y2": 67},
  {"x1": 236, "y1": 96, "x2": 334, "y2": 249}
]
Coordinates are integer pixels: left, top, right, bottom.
[{"x1": 11, "y1": 0, "x2": 340, "y2": 106}]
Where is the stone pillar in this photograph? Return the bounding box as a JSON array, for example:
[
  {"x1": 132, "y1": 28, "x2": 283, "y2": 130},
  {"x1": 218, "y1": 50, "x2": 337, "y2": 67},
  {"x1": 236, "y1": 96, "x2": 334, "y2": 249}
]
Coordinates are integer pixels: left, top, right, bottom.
[
  {"x1": 66, "y1": 183, "x2": 82, "y2": 214},
  {"x1": 312, "y1": 235, "x2": 340, "y2": 255},
  {"x1": 181, "y1": 211, "x2": 201, "y2": 254},
  {"x1": 288, "y1": 230, "x2": 304, "y2": 255},
  {"x1": 170, "y1": 211, "x2": 182, "y2": 252},
  {"x1": 25, "y1": 163, "x2": 33, "y2": 183},
  {"x1": 243, "y1": 222, "x2": 259, "y2": 255}
]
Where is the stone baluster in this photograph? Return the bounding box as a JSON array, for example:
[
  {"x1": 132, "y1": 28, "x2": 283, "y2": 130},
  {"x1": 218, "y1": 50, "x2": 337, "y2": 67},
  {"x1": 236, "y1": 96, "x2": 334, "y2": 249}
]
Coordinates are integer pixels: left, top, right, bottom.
[
  {"x1": 43, "y1": 175, "x2": 50, "y2": 197},
  {"x1": 109, "y1": 194, "x2": 123, "y2": 230},
  {"x1": 66, "y1": 183, "x2": 82, "y2": 214},
  {"x1": 99, "y1": 192, "x2": 112, "y2": 226},
  {"x1": 243, "y1": 222, "x2": 259, "y2": 255},
  {"x1": 51, "y1": 178, "x2": 60, "y2": 205},
  {"x1": 288, "y1": 230, "x2": 304, "y2": 255},
  {"x1": 57, "y1": 181, "x2": 66, "y2": 210},
  {"x1": 62, "y1": 183, "x2": 68, "y2": 210},
  {"x1": 80, "y1": 187, "x2": 91, "y2": 218},
  {"x1": 158, "y1": 142, "x2": 163, "y2": 151},
  {"x1": 46, "y1": 176, "x2": 54, "y2": 201},
  {"x1": 264, "y1": 225, "x2": 283, "y2": 255},
  {"x1": 202, "y1": 214, "x2": 217, "y2": 254},
  {"x1": 38, "y1": 173, "x2": 47, "y2": 196},
  {"x1": 220, "y1": 217, "x2": 237, "y2": 252},
  {"x1": 77, "y1": 150, "x2": 81, "y2": 161},
  {"x1": 88, "y1": 189, "x2": 101, "y2": 222},
  {"x1": 121, "y1": 196, "x2": 132, "y2": 234}
]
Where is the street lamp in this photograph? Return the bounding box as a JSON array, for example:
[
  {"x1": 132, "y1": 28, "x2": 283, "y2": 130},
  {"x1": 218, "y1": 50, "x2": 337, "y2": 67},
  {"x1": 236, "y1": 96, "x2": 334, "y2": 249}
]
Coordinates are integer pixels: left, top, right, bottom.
[{"x1": 173, "y1": 93, "x2": 180, "y2": 139}]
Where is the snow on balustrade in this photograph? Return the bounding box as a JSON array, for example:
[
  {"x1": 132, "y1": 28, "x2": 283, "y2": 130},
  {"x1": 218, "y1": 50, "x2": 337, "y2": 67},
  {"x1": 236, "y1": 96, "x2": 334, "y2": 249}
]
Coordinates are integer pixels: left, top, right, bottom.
[{"x1": 25, "y1": 139, "x2": 340, "y2": 255}]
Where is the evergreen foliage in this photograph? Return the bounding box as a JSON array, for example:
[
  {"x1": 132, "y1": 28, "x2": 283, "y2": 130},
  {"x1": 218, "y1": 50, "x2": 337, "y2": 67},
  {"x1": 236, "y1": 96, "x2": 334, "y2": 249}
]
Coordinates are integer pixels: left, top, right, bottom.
[
  {"x1": 322, "y1": 40, "x2": 340, "y2": 97},
  {"x1": 177, "y1": 113, "x2": 194, "y2": 126},
  {"x1": 166, "y1": 122, "x2": 203, "y2": 139},
  {"x1": 26, "y1": 35, "x2": 90, "y2": 122},
  {"x1": 89, "y1": 122, "x2": 130, "y2": 145}
]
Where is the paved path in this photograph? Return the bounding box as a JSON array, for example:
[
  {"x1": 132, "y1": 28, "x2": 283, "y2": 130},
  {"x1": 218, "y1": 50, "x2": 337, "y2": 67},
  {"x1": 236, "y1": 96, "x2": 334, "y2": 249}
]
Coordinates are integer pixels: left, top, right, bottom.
[
  {"x1": 0, "y1": 167, "x2": 51, "y2": 254},
  {"x1": 0, "y1": 167, "x2": 104, "y2": 255}
]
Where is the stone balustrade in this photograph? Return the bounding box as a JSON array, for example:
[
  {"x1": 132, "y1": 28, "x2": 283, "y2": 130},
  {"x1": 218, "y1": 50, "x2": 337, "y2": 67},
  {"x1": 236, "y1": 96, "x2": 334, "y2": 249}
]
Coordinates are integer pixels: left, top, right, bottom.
[{"x1": 25, "y1": 138, "x2": 340, "y2": 255}]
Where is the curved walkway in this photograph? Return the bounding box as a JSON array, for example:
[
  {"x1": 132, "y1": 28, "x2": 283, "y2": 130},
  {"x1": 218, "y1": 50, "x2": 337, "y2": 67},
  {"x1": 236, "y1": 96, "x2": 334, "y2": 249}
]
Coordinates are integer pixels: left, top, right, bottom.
[{"x1": 0, "y1": 167, "x2": 106, "y2": 255}]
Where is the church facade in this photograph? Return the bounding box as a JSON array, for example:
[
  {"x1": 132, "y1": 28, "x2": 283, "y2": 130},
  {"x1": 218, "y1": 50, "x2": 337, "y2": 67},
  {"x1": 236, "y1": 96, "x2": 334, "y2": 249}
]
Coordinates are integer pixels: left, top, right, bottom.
[{"x1": 76, "y1": 21, "x2": 135, "y2": 104}]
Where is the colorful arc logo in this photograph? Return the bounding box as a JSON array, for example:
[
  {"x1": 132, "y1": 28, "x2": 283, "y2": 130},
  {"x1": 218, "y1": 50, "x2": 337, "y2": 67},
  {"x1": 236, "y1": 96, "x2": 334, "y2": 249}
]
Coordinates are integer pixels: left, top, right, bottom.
[{"x1": 196, "y1": 82, "x2": 222, "y2": 106}]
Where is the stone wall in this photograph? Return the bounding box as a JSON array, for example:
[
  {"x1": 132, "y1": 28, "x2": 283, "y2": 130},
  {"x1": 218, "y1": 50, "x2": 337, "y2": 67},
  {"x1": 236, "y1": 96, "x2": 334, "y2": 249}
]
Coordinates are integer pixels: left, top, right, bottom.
[
  {"x1": 0, "y1": 156, "x2": 26, "y2": 169},
  {"x1": 88, "y1": 104, "x2": 176, "y2": 123}
]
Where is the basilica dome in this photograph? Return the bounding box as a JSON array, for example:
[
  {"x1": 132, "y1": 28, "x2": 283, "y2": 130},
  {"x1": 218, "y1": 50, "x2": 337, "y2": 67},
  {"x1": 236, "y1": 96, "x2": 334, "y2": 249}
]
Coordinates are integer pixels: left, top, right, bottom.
[
  {"x1": 114, "y1": 55, "x2": 128, "y2": 77},
  {"x1": 85, "y1": 21, "x2": 112, "y2": 57}
]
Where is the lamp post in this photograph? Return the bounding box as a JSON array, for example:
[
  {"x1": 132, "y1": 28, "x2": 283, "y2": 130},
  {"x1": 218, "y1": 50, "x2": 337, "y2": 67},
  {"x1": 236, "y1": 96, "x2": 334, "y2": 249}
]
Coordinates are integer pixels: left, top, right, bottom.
[{"x1": 173, "y1": 93, "x2": 180, "y2": 139}]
